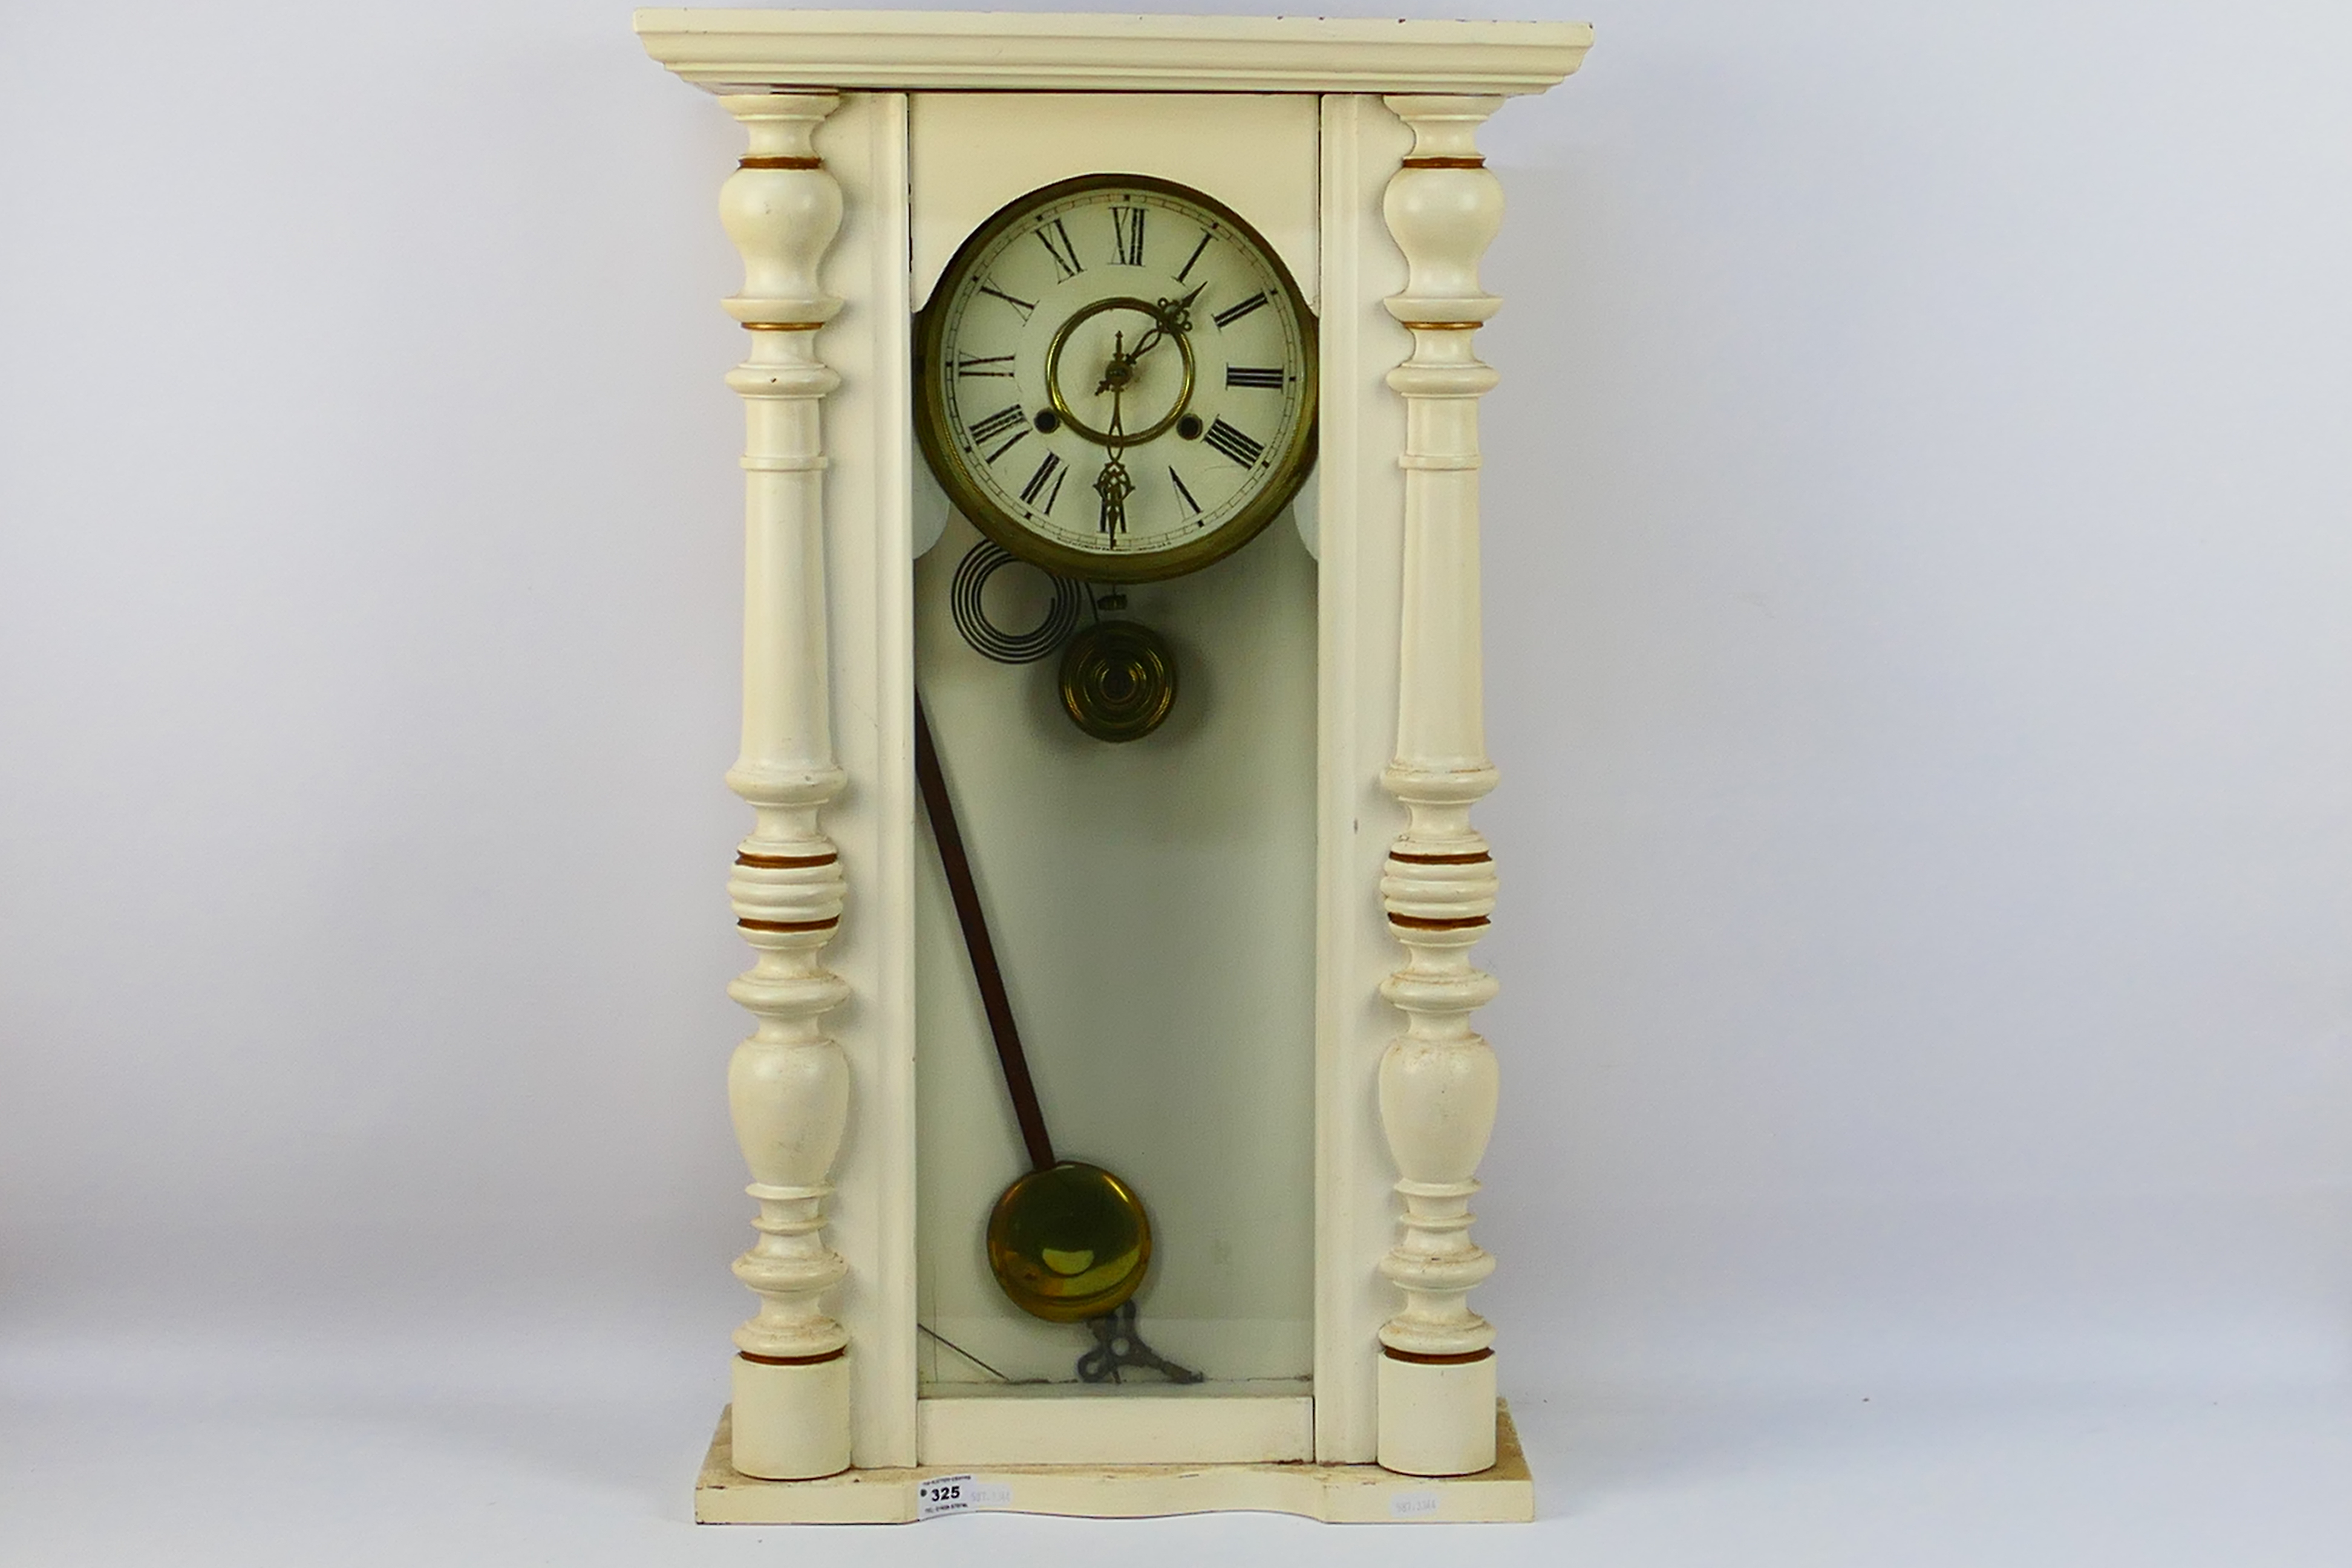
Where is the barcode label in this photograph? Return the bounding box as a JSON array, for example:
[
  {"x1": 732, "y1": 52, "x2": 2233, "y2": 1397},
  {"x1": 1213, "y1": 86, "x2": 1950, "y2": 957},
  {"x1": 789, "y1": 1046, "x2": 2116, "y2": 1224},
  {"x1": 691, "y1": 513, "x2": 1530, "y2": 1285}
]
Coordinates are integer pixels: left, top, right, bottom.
[
  {"x1": 1390, "y1": 1490, "x2": 1442, "y2": 1518},
  {"x1": 916, "y1": 1474, "x2": 1011, "y2": 1520}
]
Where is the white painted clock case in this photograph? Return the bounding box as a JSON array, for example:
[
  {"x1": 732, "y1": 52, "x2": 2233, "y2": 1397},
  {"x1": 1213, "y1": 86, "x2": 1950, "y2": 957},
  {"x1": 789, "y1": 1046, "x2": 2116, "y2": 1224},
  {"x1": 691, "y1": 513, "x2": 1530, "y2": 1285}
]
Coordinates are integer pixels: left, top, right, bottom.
[{"x1": 650, "y1": 13, "x2": 1588, "y2": 1493}]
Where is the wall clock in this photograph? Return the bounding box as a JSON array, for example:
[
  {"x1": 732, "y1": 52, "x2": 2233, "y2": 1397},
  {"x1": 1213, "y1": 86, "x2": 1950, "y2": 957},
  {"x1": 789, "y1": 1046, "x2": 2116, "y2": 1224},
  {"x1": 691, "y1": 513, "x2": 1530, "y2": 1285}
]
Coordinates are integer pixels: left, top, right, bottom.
[{"x1": 634, "y1": 9, "x2": 1591, "y2": 1525}]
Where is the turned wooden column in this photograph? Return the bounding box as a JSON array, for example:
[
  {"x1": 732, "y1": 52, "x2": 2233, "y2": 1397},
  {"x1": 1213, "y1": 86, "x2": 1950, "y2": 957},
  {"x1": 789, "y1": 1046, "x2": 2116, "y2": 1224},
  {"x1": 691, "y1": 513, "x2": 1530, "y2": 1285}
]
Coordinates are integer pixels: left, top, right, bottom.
[
  {"x1": 715, "y1": 90, "x2": 855, "y2": 1482},
  {"x1": 1374, "y1": 93, "x2": 1508, "y2": 1478}
]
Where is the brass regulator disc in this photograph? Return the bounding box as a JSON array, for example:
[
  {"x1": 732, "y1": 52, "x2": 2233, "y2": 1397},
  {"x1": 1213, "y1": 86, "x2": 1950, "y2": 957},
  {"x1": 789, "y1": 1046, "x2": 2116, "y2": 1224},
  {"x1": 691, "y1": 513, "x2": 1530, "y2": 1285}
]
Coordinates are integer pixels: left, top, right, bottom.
[
  {"x1": 985, "y1": 1161, "x2": 1153, "y2": 1323},
  {"x1": 1059, "y1": 621, "x2": 1177, "y2": 743}
]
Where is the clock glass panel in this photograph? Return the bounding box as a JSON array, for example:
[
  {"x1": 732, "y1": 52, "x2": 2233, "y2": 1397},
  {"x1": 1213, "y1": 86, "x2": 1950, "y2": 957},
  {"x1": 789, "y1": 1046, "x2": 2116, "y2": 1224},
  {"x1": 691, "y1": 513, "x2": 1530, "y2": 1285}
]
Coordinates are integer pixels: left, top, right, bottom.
[{"x1": 911, "y1": 159, "x2": 1318, "y2": 1397}]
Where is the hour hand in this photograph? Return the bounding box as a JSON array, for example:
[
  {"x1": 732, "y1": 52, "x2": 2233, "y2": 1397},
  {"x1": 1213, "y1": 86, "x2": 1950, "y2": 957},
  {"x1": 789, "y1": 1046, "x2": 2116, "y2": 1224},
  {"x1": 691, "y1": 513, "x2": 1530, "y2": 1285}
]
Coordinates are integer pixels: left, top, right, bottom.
[{"x1": 1095, "y1": 328, "x2": 1132, "y2": 397}]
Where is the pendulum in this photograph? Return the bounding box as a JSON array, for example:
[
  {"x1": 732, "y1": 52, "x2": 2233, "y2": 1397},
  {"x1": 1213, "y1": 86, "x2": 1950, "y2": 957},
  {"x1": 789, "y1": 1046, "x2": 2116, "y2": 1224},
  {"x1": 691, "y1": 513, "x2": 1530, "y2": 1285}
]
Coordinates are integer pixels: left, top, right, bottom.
[{"x1": 915, "y1": 697, "x2": 1196, "y2": 1367}]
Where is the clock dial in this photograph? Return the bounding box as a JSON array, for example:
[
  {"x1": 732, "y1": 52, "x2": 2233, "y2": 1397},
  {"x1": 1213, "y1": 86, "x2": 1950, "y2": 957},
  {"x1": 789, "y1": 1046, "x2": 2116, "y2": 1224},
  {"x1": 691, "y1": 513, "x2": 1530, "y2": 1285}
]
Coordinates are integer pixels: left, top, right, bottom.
[{"x1": 916, "y1": 174, "x2": 1317, "y2": 584}]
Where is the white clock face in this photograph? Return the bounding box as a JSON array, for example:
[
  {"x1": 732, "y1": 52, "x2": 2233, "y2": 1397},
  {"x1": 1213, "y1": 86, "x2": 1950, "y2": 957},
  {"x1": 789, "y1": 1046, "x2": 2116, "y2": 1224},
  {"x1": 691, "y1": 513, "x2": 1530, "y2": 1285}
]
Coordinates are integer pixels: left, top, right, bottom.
[{"x1": 916, "y1": 175, "x2": 1317, "y2": 584}]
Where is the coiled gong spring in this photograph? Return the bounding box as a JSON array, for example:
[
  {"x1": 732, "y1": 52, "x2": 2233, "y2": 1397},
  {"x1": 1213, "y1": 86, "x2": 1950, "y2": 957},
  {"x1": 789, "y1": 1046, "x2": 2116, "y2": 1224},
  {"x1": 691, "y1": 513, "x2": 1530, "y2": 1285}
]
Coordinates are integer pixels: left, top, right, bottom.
[{"x1": 951, "y1": 540, "x2": 1085, "y2": 664}]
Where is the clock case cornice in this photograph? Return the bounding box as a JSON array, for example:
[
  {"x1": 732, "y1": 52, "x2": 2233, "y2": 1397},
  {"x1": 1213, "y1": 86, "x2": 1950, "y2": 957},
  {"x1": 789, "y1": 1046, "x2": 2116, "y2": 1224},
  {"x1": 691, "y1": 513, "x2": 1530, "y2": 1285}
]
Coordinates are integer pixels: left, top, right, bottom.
[{"x1": 632, "y1": 10, "x2": 1592, "y2": 96}]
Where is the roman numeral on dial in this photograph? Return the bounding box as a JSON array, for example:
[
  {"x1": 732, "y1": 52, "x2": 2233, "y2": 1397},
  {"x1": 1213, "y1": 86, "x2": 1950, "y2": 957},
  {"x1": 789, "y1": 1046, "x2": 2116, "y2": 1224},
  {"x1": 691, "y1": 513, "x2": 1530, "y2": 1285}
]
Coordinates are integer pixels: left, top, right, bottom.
[
  {"x1": 979, "y1": 284, "x2": 1035, "y2": 321},
  {"x1": 1168, "y1": 467, "x2": 1201, "y2": 516},
  {"x1": 1224, "y1": 365, "x2": 1284, "y2": 389},
  {"x1": 1176, "y1": 229, "x2": 1214, "y2": 284},
  {"x1": 1203, "y1": 418, "x2": 1265, "y2": 467},
  {"x1": 1111, "y1": 206, "x2": 1146, "y2": 267},
  {"x1": 1019, "y1": 451, "x2": 1066, "y2": 510},
  {"x1": 956, "y1": 354, "x2": 1015, "y2": 379},
  {"x1": 969, "y1": 403, "x2": 1028, "y2": 462},
  {"x1": 1035, "y1": 218, "x2": 1083, "y2": 279},
  {"x1": 1212, "y1": 291, "x2": 1269, "y2": 328}
]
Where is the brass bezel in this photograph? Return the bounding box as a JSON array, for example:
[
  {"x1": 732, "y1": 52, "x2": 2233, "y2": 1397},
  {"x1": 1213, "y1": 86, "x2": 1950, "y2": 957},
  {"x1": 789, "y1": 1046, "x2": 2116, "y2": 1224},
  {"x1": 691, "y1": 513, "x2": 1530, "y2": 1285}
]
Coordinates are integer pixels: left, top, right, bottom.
[{"x1": 915, "y1": 172, "x2": 1319, "y2": 585}]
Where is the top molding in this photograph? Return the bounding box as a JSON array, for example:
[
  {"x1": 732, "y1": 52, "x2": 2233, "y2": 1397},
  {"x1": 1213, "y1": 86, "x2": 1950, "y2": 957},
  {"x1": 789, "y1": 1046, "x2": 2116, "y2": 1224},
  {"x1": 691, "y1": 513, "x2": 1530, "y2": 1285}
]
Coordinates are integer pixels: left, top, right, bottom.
[{"x1": 633, "y1": 10, "x2": 1593, "y2": 96}]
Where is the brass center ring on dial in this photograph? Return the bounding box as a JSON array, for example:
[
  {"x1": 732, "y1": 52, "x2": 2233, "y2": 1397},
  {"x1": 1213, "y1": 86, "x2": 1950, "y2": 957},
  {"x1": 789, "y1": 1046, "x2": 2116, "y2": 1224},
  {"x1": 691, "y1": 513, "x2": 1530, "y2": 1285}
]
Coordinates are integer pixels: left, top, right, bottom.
[{"x1": 1044, "y1": 296, "x2": 1197, "y2": 448}]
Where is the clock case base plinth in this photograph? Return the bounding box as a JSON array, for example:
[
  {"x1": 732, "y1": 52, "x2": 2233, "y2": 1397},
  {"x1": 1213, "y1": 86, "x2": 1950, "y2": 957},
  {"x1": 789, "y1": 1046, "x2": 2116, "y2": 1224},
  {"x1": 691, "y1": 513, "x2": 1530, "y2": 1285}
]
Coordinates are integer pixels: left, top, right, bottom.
[{"x1": 693, "y1": 1399, "x2": 1534, "y2": 1524}]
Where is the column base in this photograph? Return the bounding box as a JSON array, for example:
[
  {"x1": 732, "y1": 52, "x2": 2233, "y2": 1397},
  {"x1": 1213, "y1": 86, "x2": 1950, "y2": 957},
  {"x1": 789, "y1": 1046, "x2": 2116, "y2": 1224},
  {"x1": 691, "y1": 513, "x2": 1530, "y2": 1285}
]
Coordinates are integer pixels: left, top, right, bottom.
[
  {"x1": 1377, "y1": 1351, "x2": 1498, "y2": 1476},
  {"x1": 730, "y1": 1351, "x2": 852, "y2": 1480}
]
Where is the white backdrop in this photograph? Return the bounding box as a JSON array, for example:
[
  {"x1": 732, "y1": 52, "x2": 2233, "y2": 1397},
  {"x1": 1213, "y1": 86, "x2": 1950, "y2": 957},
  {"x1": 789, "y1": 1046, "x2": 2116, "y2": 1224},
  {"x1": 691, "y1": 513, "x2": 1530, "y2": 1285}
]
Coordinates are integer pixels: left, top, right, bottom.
[{"x1": 5, "y1": 1, "x2": 2351, "y2": 1563}]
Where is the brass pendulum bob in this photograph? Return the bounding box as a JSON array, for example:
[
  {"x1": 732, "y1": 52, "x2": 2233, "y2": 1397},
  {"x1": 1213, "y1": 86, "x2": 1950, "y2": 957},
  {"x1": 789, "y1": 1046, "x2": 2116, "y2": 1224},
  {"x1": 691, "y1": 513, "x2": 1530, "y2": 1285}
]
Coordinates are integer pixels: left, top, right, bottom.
[{"x1": 914, "y1": 696, "x2": 1152, "y2": 1322}]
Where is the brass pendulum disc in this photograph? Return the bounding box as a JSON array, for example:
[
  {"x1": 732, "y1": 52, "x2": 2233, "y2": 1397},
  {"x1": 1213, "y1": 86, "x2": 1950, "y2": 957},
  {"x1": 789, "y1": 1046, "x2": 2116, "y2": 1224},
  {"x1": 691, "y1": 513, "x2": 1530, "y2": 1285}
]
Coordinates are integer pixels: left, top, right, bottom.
[
  {"x1": 985, "y1": 1161, "x2": 1154, "y2": 1322},
  {"x1": 1059, "y1": 621, "x2": 1177, "y2": 743}
]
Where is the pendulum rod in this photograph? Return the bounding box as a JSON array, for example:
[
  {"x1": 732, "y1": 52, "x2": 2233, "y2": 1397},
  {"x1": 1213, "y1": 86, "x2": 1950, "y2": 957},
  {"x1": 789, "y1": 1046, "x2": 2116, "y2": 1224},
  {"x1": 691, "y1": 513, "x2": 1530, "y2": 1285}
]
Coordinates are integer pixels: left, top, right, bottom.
[{"x1": 913, "y1": 695, "x2": 1056, "y2": 1173}]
